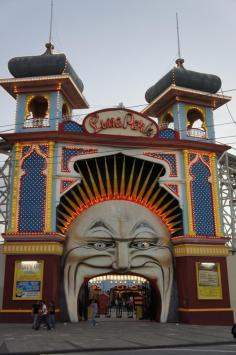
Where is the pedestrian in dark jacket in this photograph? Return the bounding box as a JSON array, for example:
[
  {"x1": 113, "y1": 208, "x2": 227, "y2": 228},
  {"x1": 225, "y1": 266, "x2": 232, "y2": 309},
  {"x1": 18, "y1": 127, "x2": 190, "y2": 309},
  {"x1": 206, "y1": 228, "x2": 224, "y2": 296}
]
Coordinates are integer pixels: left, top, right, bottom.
[
  {"x1": 48, "y1": 301, "x2": 56, "y2": 329},
  {"x1": 35, "y1": 301, "x2": 51, "y2": 330},
  {"x1": 231, "y1": 323, "x2": 236, "y2": 338},
  {"x1": 32, "y1": 300, "x2": 40, "y2": 329}
]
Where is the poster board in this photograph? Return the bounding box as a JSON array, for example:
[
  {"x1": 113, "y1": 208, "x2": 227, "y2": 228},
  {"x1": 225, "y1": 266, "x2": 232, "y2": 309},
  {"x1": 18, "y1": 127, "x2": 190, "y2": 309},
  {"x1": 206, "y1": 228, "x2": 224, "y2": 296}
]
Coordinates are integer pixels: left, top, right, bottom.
[
  {"x1": 13, "y1": 260, "x2": 44, "y2": 300},
  {"x1": 196, "y1": 262, "x2": 222, "y2": 300}
]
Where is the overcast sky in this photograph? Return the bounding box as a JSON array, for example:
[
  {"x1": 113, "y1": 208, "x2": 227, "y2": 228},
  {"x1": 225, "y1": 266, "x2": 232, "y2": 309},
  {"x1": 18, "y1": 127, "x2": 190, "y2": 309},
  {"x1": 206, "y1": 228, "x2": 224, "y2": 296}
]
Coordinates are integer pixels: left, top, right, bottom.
[{"x1": 0, "y1": 0, "x2": 236, "y2": 154}]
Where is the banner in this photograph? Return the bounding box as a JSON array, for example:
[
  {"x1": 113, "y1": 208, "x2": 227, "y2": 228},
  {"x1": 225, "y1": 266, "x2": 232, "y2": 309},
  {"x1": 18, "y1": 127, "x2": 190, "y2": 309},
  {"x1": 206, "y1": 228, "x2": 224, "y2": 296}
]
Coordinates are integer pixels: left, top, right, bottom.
[{"x1": 13, "y1": 260, "x2": 44, "y2": 300}]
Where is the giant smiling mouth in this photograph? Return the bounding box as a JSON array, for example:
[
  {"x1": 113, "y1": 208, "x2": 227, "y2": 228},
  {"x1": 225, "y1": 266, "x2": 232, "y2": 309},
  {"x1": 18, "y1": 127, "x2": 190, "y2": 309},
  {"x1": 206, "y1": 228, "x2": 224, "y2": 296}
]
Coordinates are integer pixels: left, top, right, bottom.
[{"x1": 63, "y1": 254, "x2": 173, "y2": 323}]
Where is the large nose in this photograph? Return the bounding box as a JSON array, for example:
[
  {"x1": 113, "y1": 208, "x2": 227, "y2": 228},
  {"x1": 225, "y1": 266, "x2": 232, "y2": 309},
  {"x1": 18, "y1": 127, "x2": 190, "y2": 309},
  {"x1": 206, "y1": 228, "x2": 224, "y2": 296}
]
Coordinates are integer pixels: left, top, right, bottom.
[{"x1": 112, "y1": 242, "x2": 130, "y2": 271}]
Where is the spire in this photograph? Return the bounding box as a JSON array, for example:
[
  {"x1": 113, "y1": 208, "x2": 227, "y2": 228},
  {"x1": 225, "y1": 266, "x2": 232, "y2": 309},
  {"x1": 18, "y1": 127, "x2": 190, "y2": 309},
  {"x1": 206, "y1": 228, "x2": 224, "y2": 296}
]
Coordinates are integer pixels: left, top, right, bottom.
[
  {"x1": 175, "y1": 13, "x2": 184, "y2": 68},
  {"x1": 44, "y1": 0, "x2": 54, "y2": 55},
  {"x1": 49, "y1": 0, "x2": 54, "y2": 45}
]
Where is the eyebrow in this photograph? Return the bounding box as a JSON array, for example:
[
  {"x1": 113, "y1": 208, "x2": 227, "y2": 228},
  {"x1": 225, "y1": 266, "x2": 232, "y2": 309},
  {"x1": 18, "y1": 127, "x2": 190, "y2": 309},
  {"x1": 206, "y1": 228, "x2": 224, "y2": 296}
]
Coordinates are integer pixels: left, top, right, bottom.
[
  {"x1": 88, "y1": 220, "x2": 115, "y2": 235},
  {"x1": 130, "y1": 221, "x2": 157, "y2": 236}
]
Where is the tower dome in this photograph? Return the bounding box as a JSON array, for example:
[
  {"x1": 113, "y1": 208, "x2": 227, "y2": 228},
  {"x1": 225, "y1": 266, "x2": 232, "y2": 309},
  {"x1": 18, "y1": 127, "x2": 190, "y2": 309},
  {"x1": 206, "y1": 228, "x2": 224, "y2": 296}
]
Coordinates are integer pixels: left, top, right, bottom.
[
  {"x1": 8, "y1": 43, "x2": 84, "y2": 93},
  {"x1": 145, "y1": 59, "x2": 221, "y2": 103}
]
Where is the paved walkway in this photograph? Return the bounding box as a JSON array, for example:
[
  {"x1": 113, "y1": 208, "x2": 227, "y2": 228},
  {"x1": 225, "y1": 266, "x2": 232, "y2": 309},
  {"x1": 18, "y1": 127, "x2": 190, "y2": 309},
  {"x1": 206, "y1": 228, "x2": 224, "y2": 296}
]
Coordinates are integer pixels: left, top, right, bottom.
[{"x1": 0, "y1": 319, "x2": 235, "y2": 354}]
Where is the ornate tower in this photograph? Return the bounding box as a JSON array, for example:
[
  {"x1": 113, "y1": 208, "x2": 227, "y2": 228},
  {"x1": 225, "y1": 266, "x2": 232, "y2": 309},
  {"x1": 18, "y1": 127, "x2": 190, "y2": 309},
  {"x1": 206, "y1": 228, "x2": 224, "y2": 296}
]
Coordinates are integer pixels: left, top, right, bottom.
[
  {"x1": 0, "y1": 43, "x2": 88, "y2": 321},
  {"x1": 142, "y1": 58, "x2": 233, "y2": 324}
]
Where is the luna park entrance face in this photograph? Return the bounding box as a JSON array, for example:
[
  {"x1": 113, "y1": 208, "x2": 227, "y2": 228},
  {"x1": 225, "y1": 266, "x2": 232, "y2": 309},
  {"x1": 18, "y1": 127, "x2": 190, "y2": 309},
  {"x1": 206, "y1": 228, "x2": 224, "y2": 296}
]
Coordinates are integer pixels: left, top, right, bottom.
[{"x1": 78, "y1": 274, "x2": 158, "y2": 321}]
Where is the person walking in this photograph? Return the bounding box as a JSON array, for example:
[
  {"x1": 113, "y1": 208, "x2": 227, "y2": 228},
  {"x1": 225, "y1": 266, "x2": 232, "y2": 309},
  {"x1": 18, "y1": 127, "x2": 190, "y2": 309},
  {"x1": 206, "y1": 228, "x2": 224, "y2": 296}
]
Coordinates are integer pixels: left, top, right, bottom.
[
  {"x1": 91, "y1": 299, "x2": 98, "y2": 327},
  {"x1": 48, "y1": 301, "x2": 56, "y2": 329},
  {"x1": 232, "y1": 323, "x2": 236, "y2": 338},
  {"x1": 31, "y1": 300, "x2": 40, "y2": 329},
  {"x1": 35, "y1": 301, "x2": 51, "y2": 330}
]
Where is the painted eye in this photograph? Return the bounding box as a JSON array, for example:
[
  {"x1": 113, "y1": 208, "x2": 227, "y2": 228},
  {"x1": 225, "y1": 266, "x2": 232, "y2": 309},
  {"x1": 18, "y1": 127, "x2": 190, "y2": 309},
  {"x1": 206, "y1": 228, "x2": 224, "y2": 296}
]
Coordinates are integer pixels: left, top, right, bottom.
[
  {"x1": 88, "y1": 241, "x2": 114, "y2": 250},
  {"x1": 94, "y1": 242, "x2": 107, "y2": 250},
  {"x1": 131, "y1": 241, "x2": 156, "y2": 249}
]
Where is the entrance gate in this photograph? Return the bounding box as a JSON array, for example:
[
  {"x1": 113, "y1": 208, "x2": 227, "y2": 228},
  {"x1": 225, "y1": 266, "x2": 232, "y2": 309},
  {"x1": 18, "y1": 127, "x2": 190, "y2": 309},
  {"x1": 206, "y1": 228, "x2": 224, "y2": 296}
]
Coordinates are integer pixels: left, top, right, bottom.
[{"x1": 79, "y1": 275, "x2": 156, "y2": 321}]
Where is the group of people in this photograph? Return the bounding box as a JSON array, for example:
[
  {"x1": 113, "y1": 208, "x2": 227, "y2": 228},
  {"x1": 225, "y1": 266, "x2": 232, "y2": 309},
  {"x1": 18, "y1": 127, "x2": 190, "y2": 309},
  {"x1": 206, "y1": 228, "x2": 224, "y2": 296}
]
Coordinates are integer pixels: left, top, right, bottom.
[
  {"x1": 114, "y1": 296, "x2": 134, "y2": 318},
  {"x1": 32, "y1": 300, "x2": 56, "y2": 330}
]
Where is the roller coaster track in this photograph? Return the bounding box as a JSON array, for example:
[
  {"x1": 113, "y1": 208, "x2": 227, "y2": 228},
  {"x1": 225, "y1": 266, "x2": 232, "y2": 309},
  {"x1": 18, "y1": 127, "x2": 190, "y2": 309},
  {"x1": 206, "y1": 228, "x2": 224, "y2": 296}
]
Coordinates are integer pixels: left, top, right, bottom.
[{"x1": 218, "y1": 152, "x2": 236, "y2": 251}]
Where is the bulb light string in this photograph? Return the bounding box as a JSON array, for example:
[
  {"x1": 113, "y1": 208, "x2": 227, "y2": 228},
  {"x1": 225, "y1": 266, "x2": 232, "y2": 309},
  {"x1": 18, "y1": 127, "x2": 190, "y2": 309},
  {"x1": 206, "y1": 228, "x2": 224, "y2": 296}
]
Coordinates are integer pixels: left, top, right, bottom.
[
  {"x1": 0, "y1": 111, "x2": 235, "y2": 136},
  {"x1": 0, "y1": 136, "x2": 236, "y2": 170}
]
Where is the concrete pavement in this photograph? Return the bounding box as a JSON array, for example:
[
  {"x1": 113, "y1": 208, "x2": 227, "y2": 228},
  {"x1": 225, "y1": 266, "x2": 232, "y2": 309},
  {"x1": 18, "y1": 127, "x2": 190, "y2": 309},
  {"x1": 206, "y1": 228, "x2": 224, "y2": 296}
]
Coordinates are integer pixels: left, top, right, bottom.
[{"x1": 0, "y1": 319, "x2": 235, "y2": 354}]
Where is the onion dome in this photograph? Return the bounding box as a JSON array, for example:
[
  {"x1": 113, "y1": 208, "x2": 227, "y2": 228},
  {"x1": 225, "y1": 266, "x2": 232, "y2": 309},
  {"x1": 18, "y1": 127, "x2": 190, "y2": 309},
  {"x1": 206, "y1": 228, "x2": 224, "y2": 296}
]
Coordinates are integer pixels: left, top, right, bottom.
[
  {"x1": 145, "y1": 58, "x2": 221, "y2": 103},
  {"x1": 8, "y1": 43, "x2": 84, "y2": 92}
]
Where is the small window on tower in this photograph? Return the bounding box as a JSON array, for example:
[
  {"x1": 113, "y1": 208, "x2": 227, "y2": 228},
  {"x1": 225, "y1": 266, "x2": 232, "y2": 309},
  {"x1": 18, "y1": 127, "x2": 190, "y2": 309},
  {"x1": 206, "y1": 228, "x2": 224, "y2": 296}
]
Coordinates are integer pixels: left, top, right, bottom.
[
  {"x1": 28, "y1": 96, "x2": 49, "y2": 118},
  {"x1": 160, "y1": 113, "x2": 174, "y2": 129},
  {"x1": 62, "y1": 103, "x2": 71, "y2": 120},
  {"x1": 24, "y1": 95, "x2": 50, "y2": 128},
  {"x1": 187, "y1": 108, "x2": 207, "y2": 138}
]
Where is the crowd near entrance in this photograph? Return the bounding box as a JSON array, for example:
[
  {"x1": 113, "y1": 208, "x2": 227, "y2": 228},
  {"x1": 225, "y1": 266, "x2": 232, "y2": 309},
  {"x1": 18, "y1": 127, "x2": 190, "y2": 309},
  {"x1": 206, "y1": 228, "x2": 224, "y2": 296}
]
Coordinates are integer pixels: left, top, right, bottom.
[{"x1": 78, "y1": 274, "x2": 157, "y2": 321}]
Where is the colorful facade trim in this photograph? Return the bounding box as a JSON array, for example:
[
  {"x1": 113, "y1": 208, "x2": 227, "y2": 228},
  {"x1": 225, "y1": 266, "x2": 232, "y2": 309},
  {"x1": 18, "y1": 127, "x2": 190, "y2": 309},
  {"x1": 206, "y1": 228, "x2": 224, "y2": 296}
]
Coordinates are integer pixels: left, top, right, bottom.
[
  {"x1": 45, "y1": 142, "x2": 54, "y2": 232},
  {"x1": 164, "y1": 183, "x2": 179, "y2": 197},
  {"x1": 143, "y1": 152, "x2": 178, "y2": 176},
  {"x1": 210, "y1": 153, "x2": 223, "y2": 237},
  {"x1": 183, "y1": 150, "x2": 195, "y2": 235},
  {"x1": 61, "y1": 147, "x2": 98, "y2": 172},
  {"x1": 190, "y1": 156, "x2": 215, "y2": 235},
  {"x1": 9, "y1": 143, "x2": 21, "y2": 232},
  {"x1": 60, "y1": 178, "x2": 78, "y2": 194}
]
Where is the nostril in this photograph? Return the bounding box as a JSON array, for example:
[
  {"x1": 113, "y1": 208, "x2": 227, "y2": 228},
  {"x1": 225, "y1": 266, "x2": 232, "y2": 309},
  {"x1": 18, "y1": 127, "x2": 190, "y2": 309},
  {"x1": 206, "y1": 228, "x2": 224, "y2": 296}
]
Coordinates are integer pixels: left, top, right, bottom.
[{"x1": 112, "y1": 261, "x2": 130, "y2": 272}]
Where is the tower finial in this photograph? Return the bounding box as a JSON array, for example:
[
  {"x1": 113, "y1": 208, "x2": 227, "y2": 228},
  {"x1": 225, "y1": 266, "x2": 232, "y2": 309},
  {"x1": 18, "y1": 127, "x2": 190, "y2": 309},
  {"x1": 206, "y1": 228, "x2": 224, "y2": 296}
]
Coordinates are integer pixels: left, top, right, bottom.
[
  {"x1": 175, "y1": 13, "x2": 184, "y2": 67},
  {"x1": 44, "y1": 0, "x2": 54, "y2": 54}
]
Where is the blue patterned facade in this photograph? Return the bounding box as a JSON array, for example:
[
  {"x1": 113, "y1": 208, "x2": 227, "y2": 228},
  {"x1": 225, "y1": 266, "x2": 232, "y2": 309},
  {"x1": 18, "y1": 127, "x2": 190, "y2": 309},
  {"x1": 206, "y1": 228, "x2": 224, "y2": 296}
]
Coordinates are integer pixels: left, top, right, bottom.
[
  {"x1": 143, "y1": 152, "x2": 177, "y2": 176},
  {"x1": 62, "y1": 147, "x2": 98, "y2": 172},
  {"x1": 19, "y1": 151, "x2": 46, "y2": 232},
  {"x1": 165, "y1": 184, "x2": 178, "y2": 195},
  {"x1": 191, "y1": 160, "x2": 215, "y2": 235},
  {"x1": 22, "y1": 146, "x2": 31, "y2": 157},
  {"x1": 63, "y1": 181, "x2": 72, "y2": 189},
  {"x1": 159, "y1": 129, "x2": 177, "y2": 140},
  {"x1": 156, "y1": 154, "x2": 177, "y2": 176},
  {"x1": 63, "y1": 121, "x2": 84, "y2": 133},
  {"x1": 39, "y1": 144, "x2": 49, "y2": 156},
  {"x1": 62, "y1": 148, "x2": 82, "y2": 172}
]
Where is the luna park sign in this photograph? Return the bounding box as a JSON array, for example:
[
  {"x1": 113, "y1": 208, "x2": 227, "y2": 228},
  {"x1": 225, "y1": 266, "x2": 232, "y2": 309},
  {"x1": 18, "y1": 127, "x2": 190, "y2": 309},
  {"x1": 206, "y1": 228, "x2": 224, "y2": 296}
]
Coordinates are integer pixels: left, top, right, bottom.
[{"x1": 83, "y1": 109, "x2": 158, "y2": 138}]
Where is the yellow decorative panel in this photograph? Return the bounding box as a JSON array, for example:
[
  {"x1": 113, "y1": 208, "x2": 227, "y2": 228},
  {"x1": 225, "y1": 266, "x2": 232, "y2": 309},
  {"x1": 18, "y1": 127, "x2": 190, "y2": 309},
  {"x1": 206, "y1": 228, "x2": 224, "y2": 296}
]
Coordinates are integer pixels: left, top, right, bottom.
[
  {"x1": 9, "y1": 143, "x2": 21, "y2": 232},
  {"x1": 3, "y1": 242, "x2": 63, "y2": 255},
  {"x1": 45, "y1": 142, "x2": 54, "y2": 232},
  {"x1": 174, "y1": 244, "x2": 229, "y2": 257}
]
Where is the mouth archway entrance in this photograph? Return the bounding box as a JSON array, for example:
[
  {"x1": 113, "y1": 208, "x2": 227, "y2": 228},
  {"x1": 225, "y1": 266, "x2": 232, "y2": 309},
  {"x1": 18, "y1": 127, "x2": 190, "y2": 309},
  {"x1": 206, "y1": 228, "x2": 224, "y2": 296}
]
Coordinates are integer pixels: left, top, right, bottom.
[{"x1": 78, "y1": 274, "x2": 161, "y2": 321}]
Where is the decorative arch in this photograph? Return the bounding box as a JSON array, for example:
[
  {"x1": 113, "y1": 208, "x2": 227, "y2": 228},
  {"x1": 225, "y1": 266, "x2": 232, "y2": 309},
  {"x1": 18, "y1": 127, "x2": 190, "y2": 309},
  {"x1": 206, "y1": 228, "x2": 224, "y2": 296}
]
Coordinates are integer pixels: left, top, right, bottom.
[
  {"x1": 186, "y1": 107, "x2": 206, "y2": 131},
  {"x1": 56, "y1": 153, "x2": 183, "y2": 236},
  {"x1": 19, "y1": 150, "x2": 47, "y2": 232},
  {"x1": 25, "y1": 94, "x2": 50, "y2": 119},
  {"x1": 190, "y1": 158, "x2": 215, "y2": 235},
  {"x1": 160, "y1": 112, "x2": 174, "y2": 129},
  {"x1": 62, "y1": 101, "x2": 71, "y2": 120}
]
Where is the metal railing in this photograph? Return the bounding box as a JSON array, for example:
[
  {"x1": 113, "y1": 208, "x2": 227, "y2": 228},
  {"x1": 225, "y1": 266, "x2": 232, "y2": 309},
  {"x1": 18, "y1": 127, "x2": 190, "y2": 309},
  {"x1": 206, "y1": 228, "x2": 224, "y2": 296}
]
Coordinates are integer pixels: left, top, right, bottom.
[
  {"x1": 23, "y1": 117, "x2": 50, "y2": 128},
  {"x1": 187, "y1": 128, "x2": 207, "y2": 139}
]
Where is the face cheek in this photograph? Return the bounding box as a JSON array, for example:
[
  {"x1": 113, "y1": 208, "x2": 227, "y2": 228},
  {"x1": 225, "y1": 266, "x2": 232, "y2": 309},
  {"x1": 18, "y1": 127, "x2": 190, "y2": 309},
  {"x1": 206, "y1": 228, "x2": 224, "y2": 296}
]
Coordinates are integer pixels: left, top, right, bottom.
[
  {"x1": 65, "y1": 246, "x2": 115, "y2": 268},
  {"x1": 130, "y1": 246, "x2": 173, "y2": 268}
]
